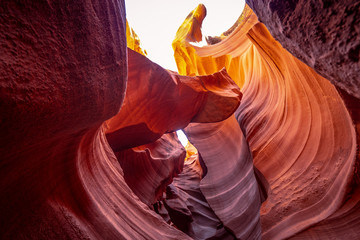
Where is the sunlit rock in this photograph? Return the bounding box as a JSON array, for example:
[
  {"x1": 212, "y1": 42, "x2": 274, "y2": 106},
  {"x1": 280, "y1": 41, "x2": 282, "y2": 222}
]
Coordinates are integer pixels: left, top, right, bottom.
[
  {"x1": 126, "y1": 20, "x2": 147, "y2": 56},
  {"x1": 173, "y1": 4, "x2": 358, "y2": 239},
  {"x1": 105, "y1": 49, "x2": 241, "y2": 151},
  {"x1": 246, "y1": 0, "x2": 360, "y2": 99},
  {"x1": 0, "y1": 1, "x2": 187, "y2": 239},
  {"x1": 1, "y1": 0, "x2": 359, "y2": 239},
  {"x1": 106, "y1": 46, "x2": 244, "y2": 220}
]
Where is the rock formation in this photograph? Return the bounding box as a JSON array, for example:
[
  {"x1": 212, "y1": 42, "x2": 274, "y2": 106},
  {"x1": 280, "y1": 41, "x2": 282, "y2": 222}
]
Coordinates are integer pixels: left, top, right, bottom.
[
  {"x1": 1, "y1": 1, "x2": 359, "y2": 239},
  {"x1": 0, "y1": 1, "x2": 188, "y2": 239},
  {"x1": 184, "y1": 116, "x2": 266, "y2": 240},
  {"x1": 172, "y1": 4, "x2": 359, "y2": 239},
  {"x1": 246, "y1": 0, "x2": 360, "y2": 99},
  {"x1": 105, "y1": 49, "x2": 242, "y2": 151}
]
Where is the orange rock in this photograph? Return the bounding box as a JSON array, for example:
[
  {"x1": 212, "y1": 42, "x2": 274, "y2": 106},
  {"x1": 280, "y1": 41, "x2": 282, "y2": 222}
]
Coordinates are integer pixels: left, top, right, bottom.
[
  {"x1": 2, "y1": 1, "x2": 358, "y2": 239},
  {"x1": 116, "y1": 132, "x2": 186, "y2": 206},
  {"x1": 106, "y1": 47, "x2": 242, "y2": 209},
  {"x1": 105, "y1": 49, "x2": 241, "y2": 151},
  {"x1": 0, "y1": 1, "x2": 188, "y2": 239},
  {"x1": 247, "y1": 0, "x2": 360, "y2": 99},
  {"x1": 184, "y1": 116, "x2": 266, "y2": 239},
  {"x1": 173, "y1": 4, "x2": 358, "y2": 239},
  {"x1": 126, "y1": 20, "x2": 147, "y2": 56},
  {"x1": 160, "y1": 148, "x2": 235, "y2": 239}
]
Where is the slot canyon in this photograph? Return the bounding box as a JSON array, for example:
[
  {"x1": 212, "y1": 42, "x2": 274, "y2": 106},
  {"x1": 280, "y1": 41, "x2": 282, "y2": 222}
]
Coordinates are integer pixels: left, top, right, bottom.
[{"x1": 0, "y1": 1, "x2": 359, "y2": 239}]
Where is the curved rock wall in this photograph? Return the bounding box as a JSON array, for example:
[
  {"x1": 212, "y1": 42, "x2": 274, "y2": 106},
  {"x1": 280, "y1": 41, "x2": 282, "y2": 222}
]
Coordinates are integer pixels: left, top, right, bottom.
[
  {"x1": 105, "y1": 49, "x2": 241, "y2": 151},
  {"x1": 246, "y1": 0, "x2": 360, "y2": 99},
  {"x1": 184, "y1": 116, "x2": 265, "y2": 239},
  {"x1": 159, "y1": 145, "x2": 236, "y2": 239},
  {"x1": 1, "y1": 1, "x2": 359, "y2": 239},
  {"x1": 172, "y1": 4, "x2": 358, "y2": 239},
  {"x1": 0, "y1": 1, "x2": 244, "y2": 238},
  {"x1": 0, "y1": 1, "x2": 189, "y2": 239}
]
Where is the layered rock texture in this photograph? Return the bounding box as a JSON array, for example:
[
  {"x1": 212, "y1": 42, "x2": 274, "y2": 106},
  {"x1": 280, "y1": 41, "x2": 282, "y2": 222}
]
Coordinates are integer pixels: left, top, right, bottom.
[
  {"x1": 172, "y1": 3, "x2": 360, "y2": 239},
  {"x1": 1, "y1": 1, "x2": 359, "y2": 240},
  {"x1": 0, "y1": 1, "x2": 189, "y2": 239},
  {"x1": 246, "y1": 0, "x2": 360, "y2": 99}
]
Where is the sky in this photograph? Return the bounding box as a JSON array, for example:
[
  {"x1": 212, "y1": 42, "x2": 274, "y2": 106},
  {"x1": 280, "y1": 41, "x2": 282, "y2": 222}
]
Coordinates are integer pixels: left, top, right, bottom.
[
  {"x1": 125, "y1": 0, "x2": 245, "y2": 71},
  {"x1": 125, "y1": 1, "x2": 245, "y2": 146}
]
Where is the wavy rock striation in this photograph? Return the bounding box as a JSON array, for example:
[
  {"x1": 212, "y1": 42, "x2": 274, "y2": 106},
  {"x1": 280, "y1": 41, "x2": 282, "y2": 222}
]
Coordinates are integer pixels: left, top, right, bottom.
[
  {"x1": 0, "y1": 1, "x2": 189, "y2": 239},
  {"x1": 105, "y1": 49, "x2": 241, "y2": 151},
  {"x1": 115, "y1": 132, "x2": 186, "y2": 206},
  {"x1": 157, "y1": 145, "x2": 236, "y2": 239},
  {"x1": 105, "y1": 48, "x2": 243, "y2": 212},
  {"x1": 2, "y1": 1, "x2": 359, "y2": 239},
  {"x1": 184, "y1": 115, "x2": 266, "y2": 240},
  {"x1": 246, "y1": 0, "x2": 360, "y2": 99},
  {"x1": 289, "y1": 88, "x2": 360, "y2": 240},
  {"x1": 173, "y1": 4, "x2": 358, "y2": 239},
  {"x1": 0, "y1": 1, "x2": 243, "y2": 237}
]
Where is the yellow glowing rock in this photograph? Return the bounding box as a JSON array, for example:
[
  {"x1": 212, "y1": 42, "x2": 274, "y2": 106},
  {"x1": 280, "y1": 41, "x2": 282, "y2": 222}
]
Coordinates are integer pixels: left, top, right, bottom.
[
  {"x1": 184, "y1": 142, "x2": 197, "y2": 161},
  {"x1": 126, "y1": 20, "x2": 147, "y2": 55},
  {"x1": 174, "y1": 4, "x2": 357, "y2": 240},
  {"x1": 173, "y1": 5, "x2": 257, "y2": 88}
]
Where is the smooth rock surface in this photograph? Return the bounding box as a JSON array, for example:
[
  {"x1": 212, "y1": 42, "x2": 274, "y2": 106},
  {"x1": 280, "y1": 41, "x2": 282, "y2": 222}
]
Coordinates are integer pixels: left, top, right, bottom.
[
  {"x1": 2, "y1": 1, "x2": 359, "y2": 239},
  {"x1": 105, "y1": 49, "x2": 242, "y2": 151},
  {"x1": 0, "y1": 1, "x2": 190, "y2": 239},
  {"x1": 159, "y1": 145, "x2": 235, "y2": 239},
  {"x1": 173, "y1": 4, "x2": 357, "y2": 239},
  {"x1": 115, "y1": 133, "x2": 186, "y2": 206},
  {"x1": 246, "y1": 0, "x2": 360, "y2": 99},
  {"x1": 184, "y1": 115, "x2": 266, "y2": 240}
]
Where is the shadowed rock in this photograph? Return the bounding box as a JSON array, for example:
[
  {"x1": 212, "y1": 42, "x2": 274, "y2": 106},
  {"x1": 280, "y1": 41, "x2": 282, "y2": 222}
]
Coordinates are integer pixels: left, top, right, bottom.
[{"x1": 246, "y1": 0, "x2": 360, "y2": 99}]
